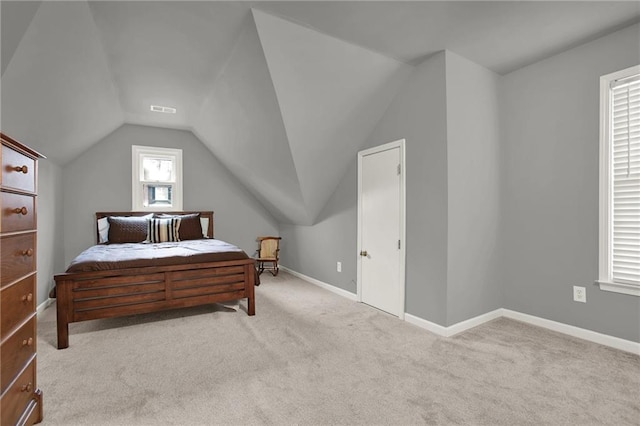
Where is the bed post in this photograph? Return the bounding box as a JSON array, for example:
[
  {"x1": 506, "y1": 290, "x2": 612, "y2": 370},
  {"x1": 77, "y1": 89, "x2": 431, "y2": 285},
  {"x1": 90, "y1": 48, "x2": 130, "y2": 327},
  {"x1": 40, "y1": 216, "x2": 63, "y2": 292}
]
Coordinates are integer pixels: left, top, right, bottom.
[
  {"x1": 56, "y1": 279, "x2": 72, "y2": 349},
  {"x1": 246, "y1": 264, "x2": 255, "y2": 316}
]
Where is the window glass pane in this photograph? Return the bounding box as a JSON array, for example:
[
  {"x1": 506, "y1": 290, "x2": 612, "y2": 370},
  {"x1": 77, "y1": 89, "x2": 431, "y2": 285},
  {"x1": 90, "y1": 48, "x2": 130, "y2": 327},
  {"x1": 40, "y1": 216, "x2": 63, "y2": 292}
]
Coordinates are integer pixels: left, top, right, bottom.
[
  {"x1": 143, "y1": 157, "x2": 173, "y2": 181},
  {"x1": 143, "y1": 184, "x2": 173, "y2": 207},
  {"x1": 133, "y1": 145, "x2": 183, "y2": 211}
]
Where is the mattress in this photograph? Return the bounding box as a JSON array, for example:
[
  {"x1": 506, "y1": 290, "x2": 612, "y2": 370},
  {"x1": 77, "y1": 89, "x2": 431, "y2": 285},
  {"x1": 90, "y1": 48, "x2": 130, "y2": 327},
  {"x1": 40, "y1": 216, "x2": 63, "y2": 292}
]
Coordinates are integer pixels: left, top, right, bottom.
[{"x1": 66, "y1": 239, "x2": 251, "y2": 273}]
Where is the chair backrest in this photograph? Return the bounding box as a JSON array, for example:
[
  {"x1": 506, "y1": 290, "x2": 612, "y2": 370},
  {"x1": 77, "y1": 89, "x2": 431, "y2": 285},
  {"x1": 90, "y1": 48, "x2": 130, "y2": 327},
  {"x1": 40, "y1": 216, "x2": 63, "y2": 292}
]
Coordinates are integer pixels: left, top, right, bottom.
[{"x1": 258, "y1": 236, "x2": 281, "y2": 259}]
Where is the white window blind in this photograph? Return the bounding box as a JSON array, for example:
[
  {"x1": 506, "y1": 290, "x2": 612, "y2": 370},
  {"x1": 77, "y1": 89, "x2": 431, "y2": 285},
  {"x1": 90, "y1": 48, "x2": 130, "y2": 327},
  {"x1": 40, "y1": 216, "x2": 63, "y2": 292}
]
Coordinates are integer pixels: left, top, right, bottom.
[
  {"x1": 610, "y1": 76, "x2": 640, "y2": 286},
  {"x1": 599, "y1": 66, "x2": 640, "y2": 296}
]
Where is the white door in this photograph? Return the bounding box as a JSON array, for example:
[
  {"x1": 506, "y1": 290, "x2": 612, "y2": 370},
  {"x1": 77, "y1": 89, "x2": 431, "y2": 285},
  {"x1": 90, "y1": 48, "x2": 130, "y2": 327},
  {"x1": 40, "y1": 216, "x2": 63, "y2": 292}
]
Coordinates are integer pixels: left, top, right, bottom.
[{"x1": 358, "y1": 140, "x2": 405, "y2": 318}]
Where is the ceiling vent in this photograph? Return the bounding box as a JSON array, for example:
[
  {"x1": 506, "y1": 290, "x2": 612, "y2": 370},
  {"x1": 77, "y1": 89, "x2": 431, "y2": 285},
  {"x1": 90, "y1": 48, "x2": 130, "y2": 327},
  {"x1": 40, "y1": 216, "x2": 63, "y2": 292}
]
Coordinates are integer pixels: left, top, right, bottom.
[{"x1": 150, "y1": 105, "x2": 177, "y2": 114}]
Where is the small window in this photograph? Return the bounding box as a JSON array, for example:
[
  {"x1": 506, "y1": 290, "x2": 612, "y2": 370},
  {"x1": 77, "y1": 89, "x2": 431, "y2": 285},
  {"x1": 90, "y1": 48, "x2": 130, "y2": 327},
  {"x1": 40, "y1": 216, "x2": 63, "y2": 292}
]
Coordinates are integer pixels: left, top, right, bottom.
[
  {"x1": 132, "y1": 145, "x2": 183, "y2": 211},
  {"x1": 598, "y1": 65, "x2": 640, "y2": 296}
]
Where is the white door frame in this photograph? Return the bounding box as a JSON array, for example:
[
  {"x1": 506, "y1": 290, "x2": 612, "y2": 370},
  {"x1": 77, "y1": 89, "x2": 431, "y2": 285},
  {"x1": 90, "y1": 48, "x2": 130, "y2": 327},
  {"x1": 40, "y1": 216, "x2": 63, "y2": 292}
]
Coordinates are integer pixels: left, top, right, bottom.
[{"x1": 357, "y1": 139, "x2": 406, "y2": 320}]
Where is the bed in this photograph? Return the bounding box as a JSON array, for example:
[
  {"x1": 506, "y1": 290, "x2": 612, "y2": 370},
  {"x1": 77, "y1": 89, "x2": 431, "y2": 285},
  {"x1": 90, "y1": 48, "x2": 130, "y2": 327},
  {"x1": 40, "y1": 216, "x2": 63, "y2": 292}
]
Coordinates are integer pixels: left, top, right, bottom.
[{"x1": 54, "y1": 211, "x2": 256, "y2": 349}]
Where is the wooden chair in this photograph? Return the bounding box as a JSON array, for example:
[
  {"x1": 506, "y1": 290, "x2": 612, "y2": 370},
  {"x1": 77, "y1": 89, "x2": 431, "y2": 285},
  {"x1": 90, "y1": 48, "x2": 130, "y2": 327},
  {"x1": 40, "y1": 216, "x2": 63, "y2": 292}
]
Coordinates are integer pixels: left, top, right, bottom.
[{"x1": 256, "y1": 236, "x2": 281, "y2": 276}]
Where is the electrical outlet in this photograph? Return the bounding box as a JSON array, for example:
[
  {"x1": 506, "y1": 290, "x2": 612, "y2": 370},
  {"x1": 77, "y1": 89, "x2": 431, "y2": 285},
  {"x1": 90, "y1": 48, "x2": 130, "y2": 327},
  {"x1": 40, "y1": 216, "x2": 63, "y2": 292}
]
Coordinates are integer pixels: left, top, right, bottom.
[
  {"x1": 573, "y1": 286, "x2": 586, "y2": 303},
  {"x1": 337, "y1": 261, "x2": 342, "y2": 272}
]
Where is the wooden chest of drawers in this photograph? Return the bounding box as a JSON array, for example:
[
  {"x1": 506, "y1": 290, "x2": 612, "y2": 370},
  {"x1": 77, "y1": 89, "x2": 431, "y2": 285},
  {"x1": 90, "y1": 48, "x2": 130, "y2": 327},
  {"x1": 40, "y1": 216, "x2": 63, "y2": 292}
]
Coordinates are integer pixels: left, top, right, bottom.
[{"x1": 1, "y1": 133, "x2": 43, "y2": 426}]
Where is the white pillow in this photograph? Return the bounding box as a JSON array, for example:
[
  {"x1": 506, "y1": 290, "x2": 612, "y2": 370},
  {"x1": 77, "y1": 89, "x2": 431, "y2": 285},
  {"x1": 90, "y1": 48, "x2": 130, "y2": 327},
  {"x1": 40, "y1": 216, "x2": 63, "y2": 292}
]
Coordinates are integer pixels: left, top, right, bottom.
[
  {"x1": 97, "y1": 217, "x2": 109, "y2": 244},
  {"x1": 200, "y1": 217, "x2": 209, "y2": 238}
]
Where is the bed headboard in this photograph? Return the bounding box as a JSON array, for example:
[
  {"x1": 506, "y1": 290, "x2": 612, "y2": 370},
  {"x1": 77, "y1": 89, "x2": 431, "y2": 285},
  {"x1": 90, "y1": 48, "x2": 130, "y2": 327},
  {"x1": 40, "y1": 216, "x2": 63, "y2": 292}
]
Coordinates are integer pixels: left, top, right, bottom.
[{"x1": 95, "y1": 211, "x2": 214, "y2": 243}]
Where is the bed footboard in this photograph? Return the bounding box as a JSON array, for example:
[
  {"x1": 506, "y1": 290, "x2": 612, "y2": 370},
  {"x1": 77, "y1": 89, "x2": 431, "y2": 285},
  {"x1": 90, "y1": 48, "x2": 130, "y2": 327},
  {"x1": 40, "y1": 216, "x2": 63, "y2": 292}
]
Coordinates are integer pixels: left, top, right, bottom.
[{"x1": 54, "y1": 260, "x2": 255, "y2": 349}]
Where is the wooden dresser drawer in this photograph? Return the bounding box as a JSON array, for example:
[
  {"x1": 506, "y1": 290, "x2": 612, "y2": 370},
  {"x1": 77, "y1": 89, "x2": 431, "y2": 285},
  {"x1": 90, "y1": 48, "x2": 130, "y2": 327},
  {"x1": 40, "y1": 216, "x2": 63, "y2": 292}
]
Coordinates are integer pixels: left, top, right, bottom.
[
  {"x1": 1, "y1": 192, "x2": 36, "y2": 233},
  {"x1": 1, "y1": 317, "x2": 36, "y2": 394},
  {"x1": 1, "y1": 358, "x2": 36, "y2": 426},
  {"x1": 1, "y1": 275, "x2": 36, "y2": 340},
  {"x1": 1, "y1": 233, "x2": 36, "y2": 288},
  {"x1": 19, "y1": 398, "x2": 42, "y2": 426},
  {"x1": 1, "y1": 144, "x2": 36, "y2": 194},
  {"x1": 17, "y1": 398, "x2": 42, "y2": 426}
]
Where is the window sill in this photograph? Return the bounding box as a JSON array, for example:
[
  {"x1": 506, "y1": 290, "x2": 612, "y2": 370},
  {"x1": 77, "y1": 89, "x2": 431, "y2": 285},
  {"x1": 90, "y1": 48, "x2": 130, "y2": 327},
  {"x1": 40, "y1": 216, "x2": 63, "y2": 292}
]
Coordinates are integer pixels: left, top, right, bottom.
[{"x1": 597, "y1": 281, "x2": 640, "y2": 297}]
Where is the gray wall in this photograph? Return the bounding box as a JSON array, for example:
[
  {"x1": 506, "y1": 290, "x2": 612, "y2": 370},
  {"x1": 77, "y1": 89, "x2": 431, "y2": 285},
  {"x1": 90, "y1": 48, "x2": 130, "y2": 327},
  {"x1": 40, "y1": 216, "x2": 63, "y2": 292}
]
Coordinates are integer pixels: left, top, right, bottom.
[
  {"x1": 62, "y1": 124, "x2": 278, "y2": 264},
  {"x1": 281, "y1": 52, "x2": 450, "y2": 325},
  {"x1": 365, "y1": 52, "x2": 449, "y2": 324},
  {"x1": 445, "y1": 51, "x2": 503, "y2": 325},
  {"x1": 279, "y1": 162, "x2": 359, "y2": 293},
  {"x1": 281, "y1": 51, "x2": 506, "y2": 327},
  {"x1": 36, "y1": 159, "x2": 65, "y2": 305},
  {"x1": 501, "y1": 24, "x2": 640, "y2": 341}
]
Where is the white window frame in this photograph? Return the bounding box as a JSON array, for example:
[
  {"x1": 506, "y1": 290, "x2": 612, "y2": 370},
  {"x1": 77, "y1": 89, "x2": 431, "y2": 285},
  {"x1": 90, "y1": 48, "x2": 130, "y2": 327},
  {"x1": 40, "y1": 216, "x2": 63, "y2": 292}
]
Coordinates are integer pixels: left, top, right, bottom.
[
  {"x1": 598, "y1": 65, "x2": 640, "y2": 296},
  {"x1": 132, "y1": 145, "x2": 183, "y2": 212}
]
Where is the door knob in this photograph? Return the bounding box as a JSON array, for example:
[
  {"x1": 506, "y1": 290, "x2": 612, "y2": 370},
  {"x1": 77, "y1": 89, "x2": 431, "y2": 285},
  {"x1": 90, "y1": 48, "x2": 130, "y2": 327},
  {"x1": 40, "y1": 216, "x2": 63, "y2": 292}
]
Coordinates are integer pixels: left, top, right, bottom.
[{"x1": 360, "y1": 250, "x2": 368, "y2": 257}]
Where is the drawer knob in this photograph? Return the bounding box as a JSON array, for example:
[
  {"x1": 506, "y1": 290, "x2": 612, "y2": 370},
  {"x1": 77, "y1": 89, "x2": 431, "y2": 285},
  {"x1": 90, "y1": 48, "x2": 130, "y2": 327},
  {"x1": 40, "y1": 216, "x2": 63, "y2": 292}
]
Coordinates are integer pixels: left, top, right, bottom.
[
  {"x1": 13, "y1": 165, "x2": 28, "y2": 174},
  {"x1": 22, "y1": 248, "x2": 34, "y2": 257},
  {"x1": 20, "y1": 382, "x2": 33, "y2": 393},
  {"x1": 13, "y1": 206, "x2": 28, "y2": 215},
  {"x1": 22, "y1": 337, "x2": 33, "y2": 347},
  {"x1": 22, "y1": 293, "x2": 33, "y2": 303}
]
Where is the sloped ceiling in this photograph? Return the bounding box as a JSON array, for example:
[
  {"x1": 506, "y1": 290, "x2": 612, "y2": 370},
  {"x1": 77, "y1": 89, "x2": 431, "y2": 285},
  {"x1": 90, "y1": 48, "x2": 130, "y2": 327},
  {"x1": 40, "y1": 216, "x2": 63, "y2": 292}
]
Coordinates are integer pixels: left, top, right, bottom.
[
  {"x1": 1, "y1": 0, "x2": 123, "y2": 163},
  {"x1": 1, "y1": 1, "x2": 639, "y2": 225},
  {"x1": 87, "y1": 1, "x2": 248, "y2": 130},
  {"x1": 259, "y1": 1, "x2": 640, "y2": 74},
  {"x1": 0, "y1": 0, "x2": 41, "y2": 76},
  {"x1": 252, "y1": 9, "x2": 410, "y2": 222},
  {"x1": 192, "y1": 11, "x2": 309, "y2": 224}
]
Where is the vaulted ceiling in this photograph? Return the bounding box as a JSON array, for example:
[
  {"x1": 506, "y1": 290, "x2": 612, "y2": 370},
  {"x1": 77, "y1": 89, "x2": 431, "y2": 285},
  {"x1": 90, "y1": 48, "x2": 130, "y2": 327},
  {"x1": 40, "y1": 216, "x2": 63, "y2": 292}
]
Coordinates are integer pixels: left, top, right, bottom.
[{"x1": 2, "y1": 1, "x2": 639, "y2": 224}]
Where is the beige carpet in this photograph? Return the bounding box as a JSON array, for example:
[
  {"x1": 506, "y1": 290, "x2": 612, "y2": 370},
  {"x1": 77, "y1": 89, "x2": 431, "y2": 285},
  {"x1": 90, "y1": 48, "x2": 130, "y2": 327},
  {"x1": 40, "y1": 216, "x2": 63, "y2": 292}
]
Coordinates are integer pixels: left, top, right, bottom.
[{"x1": 37, "y1": 272, "x2": 639, "y2": 425}]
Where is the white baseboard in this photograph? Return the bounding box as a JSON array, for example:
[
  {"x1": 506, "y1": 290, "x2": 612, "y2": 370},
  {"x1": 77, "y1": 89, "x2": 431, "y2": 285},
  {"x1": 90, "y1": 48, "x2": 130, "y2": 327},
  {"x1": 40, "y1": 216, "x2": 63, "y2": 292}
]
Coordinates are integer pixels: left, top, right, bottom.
[
  {"x1": 404, "y1": 313, "x2": 449, "y2": 336},
  {"x1": 502, "y1": 309, "x2": 640, "y2": 355},
  {"x1": 37, "y1": 298, "x2": 54, "y2": 316},
  {"x1": 405, "y1": 309, "x2": 504, "y2": 338},
  {"x1": 280, "y1": 266, "x2": 358, "y2": 301},
  {"x1": 279, "y1": 267, "x2": 639, "y2": 355},
  {"x1": 408, "y1": 308, "x2": 639, "y2": 354}
]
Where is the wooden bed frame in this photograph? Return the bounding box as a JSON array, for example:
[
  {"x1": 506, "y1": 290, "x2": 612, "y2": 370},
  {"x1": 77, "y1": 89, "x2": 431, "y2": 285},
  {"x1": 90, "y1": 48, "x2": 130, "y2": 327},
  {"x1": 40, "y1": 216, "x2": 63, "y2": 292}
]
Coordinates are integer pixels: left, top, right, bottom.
[{"x1": 54, "y1": 211, "x2": 255, "y2": 349}]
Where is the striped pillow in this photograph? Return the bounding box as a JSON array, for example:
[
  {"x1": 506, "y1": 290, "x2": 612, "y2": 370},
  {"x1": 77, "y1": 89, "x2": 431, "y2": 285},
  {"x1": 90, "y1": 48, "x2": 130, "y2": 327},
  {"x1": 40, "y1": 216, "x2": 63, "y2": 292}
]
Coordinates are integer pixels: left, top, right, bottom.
[
  {"x1": 155, "y1": 213, "x2": 203, "y2": 240},
  {"x1": 147, "y1": 217, "x2": 181, "y2": 243}
]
